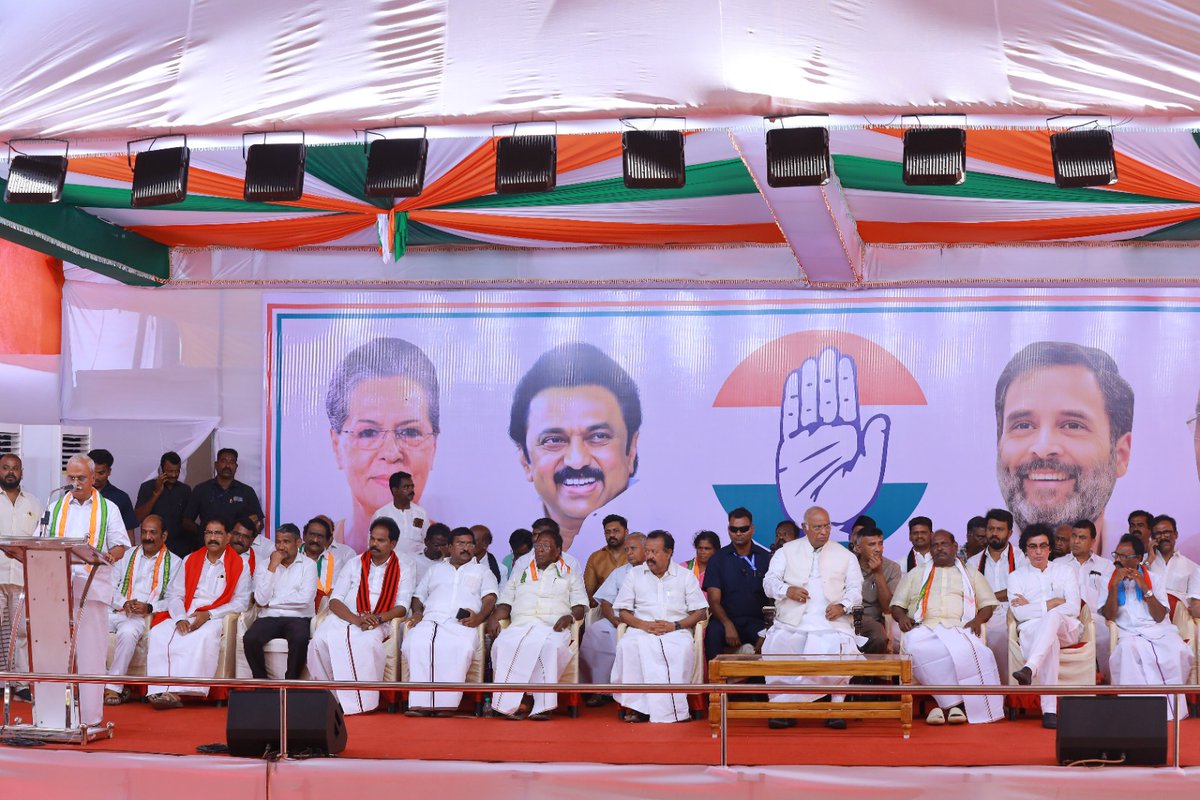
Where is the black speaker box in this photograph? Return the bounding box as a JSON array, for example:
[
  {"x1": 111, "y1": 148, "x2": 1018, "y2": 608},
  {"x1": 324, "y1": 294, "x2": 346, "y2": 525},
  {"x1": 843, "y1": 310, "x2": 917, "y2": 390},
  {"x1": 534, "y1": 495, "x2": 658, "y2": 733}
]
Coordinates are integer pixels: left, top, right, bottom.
[
  {"x1": 226, "y1": 689, "x2": 347, "y2": 757},
  {"x1": 1056, "y1": 696, "x2": 1167, "y2": 766}
]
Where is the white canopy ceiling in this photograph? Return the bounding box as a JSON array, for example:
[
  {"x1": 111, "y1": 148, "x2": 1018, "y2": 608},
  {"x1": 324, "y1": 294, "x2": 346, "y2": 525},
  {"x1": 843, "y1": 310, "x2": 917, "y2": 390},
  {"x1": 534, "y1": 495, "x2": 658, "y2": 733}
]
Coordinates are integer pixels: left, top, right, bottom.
[{"x1": 3, "y1": 0, "x2": 1199, "y2": 141}]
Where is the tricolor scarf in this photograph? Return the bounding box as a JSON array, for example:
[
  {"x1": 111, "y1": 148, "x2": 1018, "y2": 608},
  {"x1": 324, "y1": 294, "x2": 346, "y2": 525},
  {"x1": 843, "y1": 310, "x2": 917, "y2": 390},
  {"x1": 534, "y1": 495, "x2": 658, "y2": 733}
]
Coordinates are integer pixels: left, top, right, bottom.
[
  {"x1": 120, "y1": 546, "x2": 172, "y2": 601},
  {"x1": 913, "y1": 560, "x2": 977, "y2": 625},
  {"x1": 521, "y1": 557, "x2": 569, "y2": 584},
  {"x1": 151, "y1": 546, "x2": 243, "y2": 627},
  {"x1": 48, "y1": 489, "x2": 108, "y2": 552},
  {"x1": 977, "y1": 545, "x2": 1016, "y2": 575},
  {"x1": 356, "y1": 551, "x2": 400, "y2": 615},
  {"x1": 1110, "y1": 565, "x2": 1153, "y2": 606},
  {"x1": 315, "y1": 551, "x2": 335, "y2": 611}
]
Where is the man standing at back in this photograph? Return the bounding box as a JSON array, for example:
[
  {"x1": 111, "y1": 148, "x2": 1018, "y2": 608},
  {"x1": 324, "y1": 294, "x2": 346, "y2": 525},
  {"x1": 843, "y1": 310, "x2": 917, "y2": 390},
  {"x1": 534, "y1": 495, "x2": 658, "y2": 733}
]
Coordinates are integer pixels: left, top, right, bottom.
[
  {"x1": 181, "y1": 448, "x2": 263, "y2": 542},
  {"x1": 371, "y1": 471, "x2": 428, "y2": 558},
  {"x1": 136, "y1": 452, "x2": 193, "y2": 556},
  {"x1": 0, "y1": 453, "x2": 40, "y2": 695},
  {"x1": 583, "y1": 514, "x2": 629, "y2": 602},
  {"x1": 89, "y1": 449, "x2": 138, "y2": 542},
  {"x1": 762, "y1": 505, "x2": 863, "y2": 729},
  {"x1": 703, "y1": 507, "x2": 770, "y2": 661}
]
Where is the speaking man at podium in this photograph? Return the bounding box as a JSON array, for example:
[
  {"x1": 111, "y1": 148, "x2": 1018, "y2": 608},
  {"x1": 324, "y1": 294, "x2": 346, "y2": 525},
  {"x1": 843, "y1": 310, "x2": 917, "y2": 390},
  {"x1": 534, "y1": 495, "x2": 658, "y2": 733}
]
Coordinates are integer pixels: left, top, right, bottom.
[{"x1": 45, "y1": 454, "x2": 129, "y2": 726}]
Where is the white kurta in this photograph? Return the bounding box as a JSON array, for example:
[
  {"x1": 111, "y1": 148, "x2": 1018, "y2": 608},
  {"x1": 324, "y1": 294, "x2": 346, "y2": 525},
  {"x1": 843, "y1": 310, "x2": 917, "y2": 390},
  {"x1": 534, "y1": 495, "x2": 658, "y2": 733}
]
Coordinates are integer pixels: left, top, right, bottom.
[
  {"x1": 893, "y1": 564, "x2": 1003, "y2": 722},
  {"x1": 255, "y1": 556, "x2": 319, "y2": 618},
  {"x1": 146, "y1": 550, "x2": 251, "y2": 697},
  {"x1": 308, "y1": 553, "x2": 415, "y2": 714},
  {"x1": 106, "y1": 545, "x2": 182, "y2": 692},
  {"x1": 42, "y1": 490, "x2": 129, "y2": 727},
  {"x1": 611, "y1": 561, "x2": 708, "y2": 723},
  {"x1": 492, "y1": 559, "x2": 588, "y2": 716},
  {"x1": 1148, "y1": 553, "x2": 1200, "y2": 604},
  {"x1": 402, "y1": 559, "x2": 498, "y2": 710},
  {"x1": 1109, "y1": 582, "x2": 1194, "y2": 720},
  {"x1": 1067, "y1": 553, "x2": 1115, "y2": 677},
  {"x1": 975, "y1": 544, "x2": 1027, "y2": 686},
  {"x1": 580, "y1": 562, "x2": 633, "y2": 683},
  {"x1": 761, "y1": 538, "x2": 864, "y2": 703},
  {"x1": 370, "y1": 502, "x2": 430, "y2": 558},
  {"x1": 1008, "y1": 560, "x2": 1082, "y2": 714},
  {"x1": 0, "y1": 488, "x2": 40, "y2": 676}
]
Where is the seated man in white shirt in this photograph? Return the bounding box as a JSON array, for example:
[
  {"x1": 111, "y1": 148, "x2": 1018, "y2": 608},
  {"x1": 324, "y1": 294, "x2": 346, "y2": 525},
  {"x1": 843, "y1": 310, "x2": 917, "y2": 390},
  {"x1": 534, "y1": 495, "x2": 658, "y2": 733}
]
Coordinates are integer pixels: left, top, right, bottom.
[
  {"x1": 243, "y1": 525, "x2": 318, "y2": 680},
  {"x1": 413, "y1": 522, "x2": 451, "y2": 587},
  {"x1": 303, "y1": 517, "x2": 351, "y2": 612},
  {"x1": 580, "y1": 532, "x2": 646, "y2": 706},
  {"x1": 762, "y1": 505, "x2": 864, "y2": 730},
  {"x1": 891, "y1": 530, "x2": 1003, "y2": 725},
  {"x1": 1103, "y1": 534, "x2": 1193, "y2": 719},
  {"x1": 147, "y1": 517, "x2": 251, "y2": 710},
  {"x1": 308, "y1": 516, "x2": 414, "y2": 715},
  {"x1": 403, "y1": 527, "x2": 499, "y2": 716},
  {"x1": 612, "y1": 530, "x2": 708, "y2": 724},
  {"x1": 1066, "y1": 519, "x2": 1115, "y2": 678},
  {"x1": 488, "y1": 528, "x2": 587, "y2": 720},
  {"x1": 105, "y1": 515, "x2": 182, "y2": 705},
  {"x1": 1148, "y1": 514, "x2": 1200, "y2": 616},
  {"x1": 1008, "y1": 523, "x2": 1083, "y2": 730}
]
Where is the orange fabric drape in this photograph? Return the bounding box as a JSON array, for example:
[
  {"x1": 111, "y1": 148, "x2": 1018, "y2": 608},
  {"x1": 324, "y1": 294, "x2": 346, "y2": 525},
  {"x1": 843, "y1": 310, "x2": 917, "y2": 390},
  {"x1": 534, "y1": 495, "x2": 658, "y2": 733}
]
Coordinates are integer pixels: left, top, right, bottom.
[
  {"x1": 858, "y1": 205, "x2": 1200, "y2": 243},
  {"x1": 130, "y1": 212, "x2": 373, "y2": 249},
  {"x1": 0, "y1": 241, "x2": 62, "y2": 354},
  {"x1": 411, "y1": 210, "x2": 786, "y2": 245}
]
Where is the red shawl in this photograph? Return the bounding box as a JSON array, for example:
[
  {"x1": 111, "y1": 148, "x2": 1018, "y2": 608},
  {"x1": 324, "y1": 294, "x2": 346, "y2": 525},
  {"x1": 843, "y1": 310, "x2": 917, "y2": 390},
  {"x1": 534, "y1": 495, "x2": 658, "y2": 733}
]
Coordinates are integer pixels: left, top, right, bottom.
[
  {"x1": 151, "y1": 546, "x2": 244, "y2": 627},
  {"x1": 357, "y1": 551, "x2": 400, "y2": 615}
]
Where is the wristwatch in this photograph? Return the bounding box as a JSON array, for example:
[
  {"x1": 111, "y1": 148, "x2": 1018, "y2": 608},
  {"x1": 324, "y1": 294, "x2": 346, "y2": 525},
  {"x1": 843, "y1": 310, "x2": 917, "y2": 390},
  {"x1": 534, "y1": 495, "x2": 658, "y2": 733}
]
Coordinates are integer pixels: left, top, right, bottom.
[
  {"x1": 1144, "y1": 589, "x2": 1155, "y2": 600},
  {"x1": 674, "y1": 621, "x2": 682, "y2": 631}
]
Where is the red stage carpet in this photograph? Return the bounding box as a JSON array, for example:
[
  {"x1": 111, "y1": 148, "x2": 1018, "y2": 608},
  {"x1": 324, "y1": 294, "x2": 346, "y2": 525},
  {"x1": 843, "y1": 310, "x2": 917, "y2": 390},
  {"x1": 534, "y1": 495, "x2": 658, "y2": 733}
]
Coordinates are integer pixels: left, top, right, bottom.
[{"x1": 7, "y1": 698, "x2": 1197, "y2": 767}]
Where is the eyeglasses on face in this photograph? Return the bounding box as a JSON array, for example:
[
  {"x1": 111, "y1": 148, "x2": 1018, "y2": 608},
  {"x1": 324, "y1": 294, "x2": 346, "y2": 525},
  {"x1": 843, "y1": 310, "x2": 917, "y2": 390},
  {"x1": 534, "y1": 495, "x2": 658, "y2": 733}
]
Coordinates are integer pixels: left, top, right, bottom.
[
  {"x1": 806, "y1": 524, "x2": 832, "y2": 533},
  {"x1": 1025, "y1": 542, "x2": 1051, "y2": 551},
  {"x1": 340, "y1": 426, "x2": 434, "y2": 451}
]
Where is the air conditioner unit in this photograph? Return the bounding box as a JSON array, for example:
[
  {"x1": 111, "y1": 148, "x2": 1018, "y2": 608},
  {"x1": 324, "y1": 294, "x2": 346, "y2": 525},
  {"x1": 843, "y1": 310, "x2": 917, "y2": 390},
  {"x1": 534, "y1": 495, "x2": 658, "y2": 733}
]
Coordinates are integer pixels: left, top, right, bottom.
[
  {"x1": 0, "y1": 423, "x2": 20, "y2": 457},
  {"x1": 20, "y1": 424, "x2": 92, "y2": 504}
]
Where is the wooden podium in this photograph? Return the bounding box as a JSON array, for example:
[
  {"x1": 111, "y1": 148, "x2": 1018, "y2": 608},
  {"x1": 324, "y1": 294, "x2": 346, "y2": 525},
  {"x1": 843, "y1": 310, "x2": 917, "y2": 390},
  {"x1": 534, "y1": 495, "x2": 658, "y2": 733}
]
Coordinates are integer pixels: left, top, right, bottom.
[{"x1": 0, "y1": 537, "x2": 114, "y2": 743}]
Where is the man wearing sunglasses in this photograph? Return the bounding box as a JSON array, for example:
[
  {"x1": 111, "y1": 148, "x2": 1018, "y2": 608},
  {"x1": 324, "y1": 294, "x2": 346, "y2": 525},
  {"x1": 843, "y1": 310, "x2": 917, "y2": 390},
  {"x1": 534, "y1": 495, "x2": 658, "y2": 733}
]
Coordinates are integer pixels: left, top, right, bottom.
[
  {"x1": 1008, "y1": 523, "x2": 1083, "y2": 730},
  {"x1": 703, "y1": 507, "x2": 772, "y2": 660}
]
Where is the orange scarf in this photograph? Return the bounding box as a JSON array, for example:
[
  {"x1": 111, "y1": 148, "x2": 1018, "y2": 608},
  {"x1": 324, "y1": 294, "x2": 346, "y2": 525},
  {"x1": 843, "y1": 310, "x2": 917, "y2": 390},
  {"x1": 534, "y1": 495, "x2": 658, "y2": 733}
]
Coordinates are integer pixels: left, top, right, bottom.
[{"x1": 151, "y1": 546, "x2": 243, "y2": 627}]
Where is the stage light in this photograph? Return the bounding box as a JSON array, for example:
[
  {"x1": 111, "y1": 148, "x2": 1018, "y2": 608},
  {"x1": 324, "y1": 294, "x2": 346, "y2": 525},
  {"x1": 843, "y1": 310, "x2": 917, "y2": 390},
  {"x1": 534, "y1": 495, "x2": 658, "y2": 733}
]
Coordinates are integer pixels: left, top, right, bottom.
[
  {"x1": 623, "y1": 130, "x2": 685, "y2": 189},
  {"x1": 903, "y1": 127, "x2": 966, "y2": 186},
  {"x1": 1051, "y1": 129, "x2": 1117, "y2": 188},
  {"x1": 130, "y1": 137, "x2": 190, "y2": 207},
  {"x1": 243, "y1": 134, "x2": 306, "y2": 202},
  {"x1": 766, "y1": 126, "x2": 830, "y2": 187},
  {"x1": 4, "y1": 139, "x2": 69, "y2": 203},
  {"x1": 495, "y1": 135, "x2": 557, "y2": 194},
  {"x1": 364, "y1": 136, "x2": 428, "y2": 198}
]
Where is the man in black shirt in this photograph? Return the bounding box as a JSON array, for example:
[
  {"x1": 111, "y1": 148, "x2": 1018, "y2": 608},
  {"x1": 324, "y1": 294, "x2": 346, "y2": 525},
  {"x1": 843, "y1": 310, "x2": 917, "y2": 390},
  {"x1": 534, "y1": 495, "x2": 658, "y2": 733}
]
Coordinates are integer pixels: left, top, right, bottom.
[
  {"x1": 703, "y1": 507, "x2": 772, "y2": 661},
  {"x1": 181, "y1": 448, "x2": 263, "y2": 541},
  {"x1": 136, "y1": 451, "x2": 195, "y2": 556},
  {"x1": 89, "y1": 449, "x2": 137, "y2": 538}
]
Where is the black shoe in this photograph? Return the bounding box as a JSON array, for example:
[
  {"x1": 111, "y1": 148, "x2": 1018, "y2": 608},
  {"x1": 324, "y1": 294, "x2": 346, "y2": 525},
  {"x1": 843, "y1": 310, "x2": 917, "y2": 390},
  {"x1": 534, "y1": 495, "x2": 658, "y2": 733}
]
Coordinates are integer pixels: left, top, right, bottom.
[
  {"x1": 825, "y1": 718, "x2": 847, "y2": 730},
  {"x1": 1041, "y1": 713, "x2": 1057, "y2": 730},
  {"x1": 13, "y1": 688, "x2": 31, "y2": 702},
  {"x1": 1012, "y1": 667, "x2": 1033, "y2": 686},
  {"x1": 768, "y1": 717, "x2": 797, "y2": 729}
]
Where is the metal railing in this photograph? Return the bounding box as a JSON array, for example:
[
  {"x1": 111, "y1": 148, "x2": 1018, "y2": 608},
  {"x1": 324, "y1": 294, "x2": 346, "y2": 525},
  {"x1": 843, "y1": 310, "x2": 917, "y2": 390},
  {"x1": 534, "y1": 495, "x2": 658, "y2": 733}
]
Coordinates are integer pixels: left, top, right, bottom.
[{"x1": 2, "y1": 670, "x2": 1195, "y2": 768}]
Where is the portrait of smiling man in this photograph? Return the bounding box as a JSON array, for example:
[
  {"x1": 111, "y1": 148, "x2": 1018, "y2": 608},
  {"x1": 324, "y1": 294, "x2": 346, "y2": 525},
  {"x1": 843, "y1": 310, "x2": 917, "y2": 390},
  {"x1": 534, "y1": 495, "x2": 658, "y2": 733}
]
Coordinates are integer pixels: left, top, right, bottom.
[
  {"x1": 994, "y1": 341, "x2": 1134, "y2": 556},
  {"x1": 509, "y1": 342, "x2": 642, "y2": 554},
  {"x1": 326, "y1": 337, "x2": 440, "y2": 554}
]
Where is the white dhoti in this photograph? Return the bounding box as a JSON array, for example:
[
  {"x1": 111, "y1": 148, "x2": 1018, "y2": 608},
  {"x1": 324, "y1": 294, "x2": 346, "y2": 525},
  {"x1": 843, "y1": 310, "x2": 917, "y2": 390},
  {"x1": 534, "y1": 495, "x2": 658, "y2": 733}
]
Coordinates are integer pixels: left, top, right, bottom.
[
  {"x1": 1016, "y1": 613, "x2": 1082, "y2": 713},
  {"x1": 401, "y1": 619, "x2": 477, "y2": 711},
  {"x1": 308, "y1": 618, "x2": 389, "y2": 715},
  {"x1": 106, "y1": 612, "x2": 149, "y2": 693},
  {"x1": 146, "y1": 617, "x2": 226, "y2": 697},
  {"x1": 761, "y1": 621, "x2": 863, "y2": 703},
  {"x1": 491, "y1": 622, "x2": 571, "y2": 716},
  {"x1": 1093, "y1": 615, "x2": 1112, "y2": 681},
  {"x1": 903, "y1": 625, "x2": 1004, "y2": 723},
  {"x1": 579, "y1": 617, "x2": 617, "y2": 684},
  {"x1": 985, "y1": 608, "x2": 1010, "y2": 686},
  {"x1": 612, "y1": 628, "x2": 694, "y2": 723},
  {"x1": 1111, "y1": 627, "x2": 1193, "y2": 720}
]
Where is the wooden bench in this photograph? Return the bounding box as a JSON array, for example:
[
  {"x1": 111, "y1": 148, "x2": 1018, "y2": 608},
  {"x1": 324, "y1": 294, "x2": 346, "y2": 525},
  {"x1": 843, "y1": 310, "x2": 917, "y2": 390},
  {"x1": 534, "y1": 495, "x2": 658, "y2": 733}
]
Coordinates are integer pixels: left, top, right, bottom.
[{"x1": 708, "y1": 653, "x2": 913, "y2": 738}]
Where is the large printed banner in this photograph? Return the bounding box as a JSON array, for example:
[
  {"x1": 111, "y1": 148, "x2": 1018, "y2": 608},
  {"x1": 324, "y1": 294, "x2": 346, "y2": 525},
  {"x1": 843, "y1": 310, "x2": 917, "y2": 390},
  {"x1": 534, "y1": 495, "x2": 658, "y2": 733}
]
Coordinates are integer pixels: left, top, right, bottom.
[{"x1": 265, "y1": 290, "x2": 1200, "y2": 562}]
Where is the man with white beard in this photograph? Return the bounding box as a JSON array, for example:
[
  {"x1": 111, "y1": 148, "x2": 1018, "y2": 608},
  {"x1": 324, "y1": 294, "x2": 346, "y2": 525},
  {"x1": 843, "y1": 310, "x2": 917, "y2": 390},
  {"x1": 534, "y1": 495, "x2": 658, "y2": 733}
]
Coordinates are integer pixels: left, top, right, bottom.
[{"x1": 994, "y1": 341, "x2": 1134, "y2": 558}]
